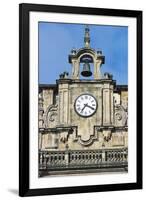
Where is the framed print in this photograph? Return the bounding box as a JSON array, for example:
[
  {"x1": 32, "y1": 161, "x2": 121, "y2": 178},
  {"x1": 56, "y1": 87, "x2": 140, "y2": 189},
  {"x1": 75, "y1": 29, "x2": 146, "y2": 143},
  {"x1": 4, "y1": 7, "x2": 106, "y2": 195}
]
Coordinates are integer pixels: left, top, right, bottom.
[{"x1": 19, "y1": 3, "x2": 143, "y2": 196}]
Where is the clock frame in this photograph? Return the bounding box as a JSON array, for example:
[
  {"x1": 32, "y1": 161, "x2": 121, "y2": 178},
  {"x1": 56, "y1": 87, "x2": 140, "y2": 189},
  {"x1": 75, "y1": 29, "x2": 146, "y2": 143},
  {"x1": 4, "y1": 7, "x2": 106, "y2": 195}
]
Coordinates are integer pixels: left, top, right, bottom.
[{"x1": 74, "y1": 93, "x2": 97, "y2": 117}]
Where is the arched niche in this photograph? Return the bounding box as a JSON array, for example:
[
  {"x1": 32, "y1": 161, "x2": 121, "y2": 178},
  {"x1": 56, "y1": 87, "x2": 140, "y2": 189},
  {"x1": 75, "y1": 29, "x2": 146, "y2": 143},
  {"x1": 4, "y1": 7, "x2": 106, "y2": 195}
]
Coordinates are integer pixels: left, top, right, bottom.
[
  {"x1": 78, "y1": 53, "x2": 94, "y2": 79},
  {"x1": 69, "y1": 48, "x2": 104, "y2": 79}
]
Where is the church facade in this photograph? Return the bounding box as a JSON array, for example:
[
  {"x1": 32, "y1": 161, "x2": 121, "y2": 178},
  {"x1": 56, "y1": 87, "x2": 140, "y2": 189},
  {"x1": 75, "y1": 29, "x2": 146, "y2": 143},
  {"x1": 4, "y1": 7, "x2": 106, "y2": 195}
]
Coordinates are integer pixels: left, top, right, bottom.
[{"x1": 38, "y1": 26, "x2": 128, "y2": 176}]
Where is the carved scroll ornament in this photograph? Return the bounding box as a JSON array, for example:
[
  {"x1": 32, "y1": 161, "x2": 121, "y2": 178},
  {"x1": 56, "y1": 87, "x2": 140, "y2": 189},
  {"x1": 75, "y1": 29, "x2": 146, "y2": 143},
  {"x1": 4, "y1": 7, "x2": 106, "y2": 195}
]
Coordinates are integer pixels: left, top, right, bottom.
[{"x1": 44, "y1": 104, "x2": 58, "y2": 128}]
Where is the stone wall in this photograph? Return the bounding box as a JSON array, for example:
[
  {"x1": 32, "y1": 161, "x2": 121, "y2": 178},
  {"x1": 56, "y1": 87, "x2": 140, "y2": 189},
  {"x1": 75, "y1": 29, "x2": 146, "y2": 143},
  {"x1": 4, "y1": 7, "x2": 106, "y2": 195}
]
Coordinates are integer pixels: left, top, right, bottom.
[{"x1": 39, "y1": 80, "x2": 128, "y2": 152}]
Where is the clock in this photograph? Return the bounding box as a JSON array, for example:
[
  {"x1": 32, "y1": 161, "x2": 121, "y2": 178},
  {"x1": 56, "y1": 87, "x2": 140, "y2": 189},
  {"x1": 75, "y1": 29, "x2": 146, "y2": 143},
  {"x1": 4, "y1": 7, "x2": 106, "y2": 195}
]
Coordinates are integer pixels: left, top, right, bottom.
[{"x1": 74, "y1": 94, "x2": 97, "y2": 117}]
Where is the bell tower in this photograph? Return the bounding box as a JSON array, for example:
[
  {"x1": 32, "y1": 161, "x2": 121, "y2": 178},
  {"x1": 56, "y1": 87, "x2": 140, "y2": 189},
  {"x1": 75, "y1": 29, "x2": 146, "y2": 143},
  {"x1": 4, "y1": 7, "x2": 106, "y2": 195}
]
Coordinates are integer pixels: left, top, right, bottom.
[
  {"x1": 69, "y1": 26, "x2": 105, "y2": 79},
  {"x1": 39, "y1": 25, "x2": 128, "y2": 176}
]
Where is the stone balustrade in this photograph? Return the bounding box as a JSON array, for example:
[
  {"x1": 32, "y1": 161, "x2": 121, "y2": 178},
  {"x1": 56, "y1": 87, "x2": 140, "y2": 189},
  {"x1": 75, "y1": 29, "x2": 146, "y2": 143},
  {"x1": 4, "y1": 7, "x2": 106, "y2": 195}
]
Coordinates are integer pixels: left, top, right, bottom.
[{"x1": 39, "y1": 148, "x2": 128, "y2": 170}]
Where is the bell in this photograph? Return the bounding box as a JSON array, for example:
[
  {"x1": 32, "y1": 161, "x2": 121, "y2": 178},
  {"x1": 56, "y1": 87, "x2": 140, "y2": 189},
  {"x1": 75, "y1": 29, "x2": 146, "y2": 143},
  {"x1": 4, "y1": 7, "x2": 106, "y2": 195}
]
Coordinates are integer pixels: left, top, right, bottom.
[{"x1": 81, "y1": 62, "x2": 92, "y2": 77}]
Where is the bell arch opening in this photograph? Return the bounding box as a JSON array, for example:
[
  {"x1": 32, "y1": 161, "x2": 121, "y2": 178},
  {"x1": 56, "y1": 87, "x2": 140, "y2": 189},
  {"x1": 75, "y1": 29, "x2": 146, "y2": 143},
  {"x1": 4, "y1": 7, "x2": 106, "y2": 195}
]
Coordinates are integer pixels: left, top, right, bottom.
[{"x1": 79, "y1": 54, "x2": 94, "y2": 79}]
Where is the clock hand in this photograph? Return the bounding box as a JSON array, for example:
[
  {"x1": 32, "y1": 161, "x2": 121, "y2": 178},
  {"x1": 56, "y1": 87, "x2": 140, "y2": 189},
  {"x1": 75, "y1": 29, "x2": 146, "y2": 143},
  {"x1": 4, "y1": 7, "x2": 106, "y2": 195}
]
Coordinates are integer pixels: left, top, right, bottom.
[
  {"x1": 81, "y1": 104, "x2": 88, "y2": 113},
  {"x1": 86, "y1": 104, "x2": 95, "y2": 110}
]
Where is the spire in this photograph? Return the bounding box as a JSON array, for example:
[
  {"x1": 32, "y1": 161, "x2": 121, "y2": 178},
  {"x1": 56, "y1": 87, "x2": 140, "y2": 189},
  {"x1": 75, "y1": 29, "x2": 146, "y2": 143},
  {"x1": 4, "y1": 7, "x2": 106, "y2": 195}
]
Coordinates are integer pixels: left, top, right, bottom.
[{"x1": 84, "y1": 25, "x2": 90, "y2": 48}]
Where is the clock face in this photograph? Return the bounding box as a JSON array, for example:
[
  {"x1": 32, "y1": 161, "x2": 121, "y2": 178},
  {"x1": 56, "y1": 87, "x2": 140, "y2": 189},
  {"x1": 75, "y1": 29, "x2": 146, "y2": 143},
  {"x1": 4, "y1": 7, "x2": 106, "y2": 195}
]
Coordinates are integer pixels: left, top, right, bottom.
[{"x1": 74, "y1": 94, "x2": 97, "y2": 117}]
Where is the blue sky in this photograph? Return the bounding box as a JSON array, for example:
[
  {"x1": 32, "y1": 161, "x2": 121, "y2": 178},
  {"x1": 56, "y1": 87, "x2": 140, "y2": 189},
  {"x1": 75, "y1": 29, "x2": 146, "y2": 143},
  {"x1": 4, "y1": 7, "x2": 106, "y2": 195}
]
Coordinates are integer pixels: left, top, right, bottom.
[{"x1": 39, "y1": 22, "x2": 128, "y2": 84}]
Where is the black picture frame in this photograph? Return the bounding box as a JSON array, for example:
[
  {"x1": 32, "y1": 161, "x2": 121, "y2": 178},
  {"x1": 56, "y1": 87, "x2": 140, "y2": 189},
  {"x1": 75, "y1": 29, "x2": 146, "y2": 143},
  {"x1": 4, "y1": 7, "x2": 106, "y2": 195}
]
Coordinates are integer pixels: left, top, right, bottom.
[{"x1": 19, "y1": 3, "x2": 143, "y2": 197}]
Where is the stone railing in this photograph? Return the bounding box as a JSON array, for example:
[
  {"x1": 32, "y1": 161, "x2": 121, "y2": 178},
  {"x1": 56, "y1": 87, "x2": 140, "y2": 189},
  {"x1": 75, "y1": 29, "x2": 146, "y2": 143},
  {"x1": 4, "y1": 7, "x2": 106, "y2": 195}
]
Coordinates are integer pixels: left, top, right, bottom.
[{"x1": 39, "y1": 148, "x2": 128, "y2": 171}]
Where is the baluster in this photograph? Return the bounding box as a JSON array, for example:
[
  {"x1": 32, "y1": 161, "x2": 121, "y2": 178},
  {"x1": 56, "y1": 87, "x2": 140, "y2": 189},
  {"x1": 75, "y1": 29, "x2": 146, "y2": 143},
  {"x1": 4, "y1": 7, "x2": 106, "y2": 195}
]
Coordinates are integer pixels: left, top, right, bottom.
[
  {"x1": 57, "y1": 153, "x2": 59, "y2": 166},
  {"x1": 71, "y1": 153, "x2": 74, "y2": 165},
  {"x1": 116, "y1": 152, "x2": 118, "y2": 162},
  {"x1": 122, "y1": 151, "x2": 124, "y2": 162},
  {"x1": 87, "y1": 152, "x2": 90, "y2": 165},
  {"x1": 60, "y1": 153, "x2": 63, "y2": 166},
  {"x1": 82, "y1": 152, "x2": 84, "y2": 165},
  {"x1": 105, "y1": 151, "x2": 108, "y2": 162},
  {"x1": 45, "y1": 152, "x2": 47, "y2": 169},
  {"x1": 114, "y1": 151, "x2": 117, "y2": 162},
  {"x1": 62, "y1": 153, "x2": 65, "y2": 165},
  {"x1": 91, "y1": 152, "x2": 93, "y2": 164},
  {"x1": 114, "y1": 151, "x2": 118, "y2": 162},
  {"x1": 53, "y1": 154, "x2": 55, "y2": 166},
  {"x1": 113, "y1": 151, "x2": 116, "y2": 162},
  {"x1": 54, "y1": 153, "x2": 57, "y2": 166},
  {"x1": 96, "y1": 152, "x2": 100, "y2": 163},
  {"x1": 110, "y1": 152, "x2": 112, "y2": 162},
  {"x1": 120, "y1": 151, "x2": 122, "y2": 162},
  {"x1": 102, "y1": 150, "x2": 105, "y2": 162},
  {"x1": 79, "y1": 153, "x2": 82, "y2": 164},
  {"x1": 92, "y1": 153, "x2": 95, "y2": 164},
  {"x1": 65, "y1": 151, "x2": 69, "y2": 166},
  {"x1": 39, "y1": 152, "x2": 43, "y2": 165},
  {"x1": 84, "y1": 152, "x2": 86, "y2": 165}
]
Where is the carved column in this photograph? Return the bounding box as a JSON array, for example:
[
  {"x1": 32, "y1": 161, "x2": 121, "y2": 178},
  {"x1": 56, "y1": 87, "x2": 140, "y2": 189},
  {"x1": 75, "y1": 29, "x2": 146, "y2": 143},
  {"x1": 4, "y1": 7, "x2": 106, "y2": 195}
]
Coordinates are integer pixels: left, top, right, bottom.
[
  {"x1": 71, "y1": 59, "x2": 80, "y2": 79},
  {"x1": 39, "y1": 93, "x2": 44, "y2": 128},
  {"x1": 38, "y1": 132, "x2": 42, "y2": 149},
  {"x1": 94, "y1": 59, "x2": 102, "y2": 79},
  {"x1": 58, "y1": 83, "x2": 69, "y2": 125},
  {"x1": 110, "y1": 86, "x2": 114, "y2": 125},
  {"x1": 102, "y1": 84, "x2": 111, "y2": 125}
]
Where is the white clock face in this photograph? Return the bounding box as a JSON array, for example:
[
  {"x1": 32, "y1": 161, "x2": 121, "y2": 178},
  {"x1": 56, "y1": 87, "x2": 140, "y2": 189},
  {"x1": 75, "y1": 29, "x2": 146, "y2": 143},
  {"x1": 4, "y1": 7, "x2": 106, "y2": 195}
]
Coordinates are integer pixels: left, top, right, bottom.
[{"x1": 74, "y1": 94, "x2": 97, "y2": 117}]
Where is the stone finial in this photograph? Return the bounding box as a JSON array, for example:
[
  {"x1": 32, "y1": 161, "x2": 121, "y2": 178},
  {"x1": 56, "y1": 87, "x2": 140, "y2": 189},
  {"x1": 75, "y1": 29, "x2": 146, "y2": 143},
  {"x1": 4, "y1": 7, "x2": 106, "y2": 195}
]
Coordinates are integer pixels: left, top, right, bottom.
[
  {"x1": 84, "y1": 25, "x2": 90, "y2": 48},
  {"x1": 59, "y1": 71, "x2": 69, "y2": 79},
  {"x1": 71, "y1": 48, "x2": 76, "y2": 55},
  {"x1": 104, "y1": 72, "x2": 113, "y2": 80}
]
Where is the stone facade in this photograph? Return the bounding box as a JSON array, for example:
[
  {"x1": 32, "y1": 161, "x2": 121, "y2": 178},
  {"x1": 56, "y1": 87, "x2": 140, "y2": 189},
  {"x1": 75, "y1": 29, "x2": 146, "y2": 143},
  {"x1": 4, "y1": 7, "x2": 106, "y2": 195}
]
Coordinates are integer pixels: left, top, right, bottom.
[{"x1": 39, "y1": 26, "x2": 128, "y2": 176}]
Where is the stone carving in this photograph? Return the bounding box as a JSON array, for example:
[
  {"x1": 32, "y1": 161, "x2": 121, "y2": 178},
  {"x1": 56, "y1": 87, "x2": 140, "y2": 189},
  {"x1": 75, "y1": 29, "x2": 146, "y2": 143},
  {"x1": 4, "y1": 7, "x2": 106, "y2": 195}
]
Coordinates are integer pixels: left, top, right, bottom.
[
  {"x1": 60, "y1": 128, "x2": 73, "y2": 143},
  {"x1": 113, "y1": 93, "x2": 121, "y2": 106},
  {"x1": 71, "y1": 48, "x2": 77, "y2": 55},
  {"x1": 38, "y1": 92, "x2": 44, "y2": 128},
  {"x1": 103, "y1": 130, "x2": 112, "y2": 142},
  {"x1": 44, "y1": 104, "x2": 58, "y2": 128},
  {"x1": 59, "y1": 71, "x2": 69, "y2": 79},
  {"x1": 115, "y1": 112, "x2": 122, "y2": 121},
  {"x1": 73, "y1": 126, "x2": 99, "y2": 146},
  {"x1": 49, "y1": 112, "x2": 57, "y2": 122},
  {"x1": 104, "y1": 72, "x2": 113, "y2": 80},
  {"x1": 114, "y1": 104, "x2": 128, "y2": 126},
  {"x1": 77, "y1": 134, "x2": 98, "y2": 146},
  {"x1": 60, "y1": 131, "x2": 69, "y2": 143}
]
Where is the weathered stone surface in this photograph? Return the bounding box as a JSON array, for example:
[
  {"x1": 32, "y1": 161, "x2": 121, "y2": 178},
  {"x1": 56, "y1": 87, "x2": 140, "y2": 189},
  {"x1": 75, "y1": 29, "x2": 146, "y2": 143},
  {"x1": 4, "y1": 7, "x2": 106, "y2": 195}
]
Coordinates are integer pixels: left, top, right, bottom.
[
  {"x1": 38, "y1": 26, "x2": 128, "y2": 174},
  {"x1": 38, "y1": 79, "x2": 128, "y2": 151}
]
